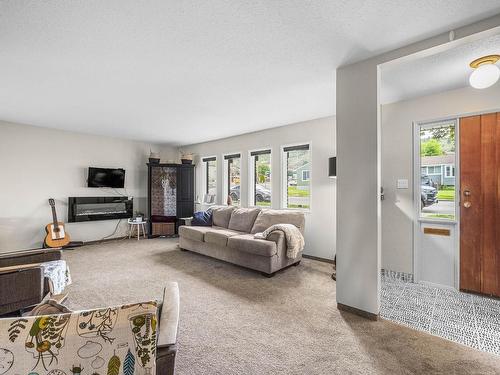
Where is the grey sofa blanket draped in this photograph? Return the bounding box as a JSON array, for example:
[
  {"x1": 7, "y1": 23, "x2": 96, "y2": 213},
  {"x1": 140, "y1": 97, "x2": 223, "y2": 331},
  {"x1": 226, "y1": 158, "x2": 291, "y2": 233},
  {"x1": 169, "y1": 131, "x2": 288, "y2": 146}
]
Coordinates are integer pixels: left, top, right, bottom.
[{"x1": 255, "y1": 224, "x2": 305, "y2": 259}]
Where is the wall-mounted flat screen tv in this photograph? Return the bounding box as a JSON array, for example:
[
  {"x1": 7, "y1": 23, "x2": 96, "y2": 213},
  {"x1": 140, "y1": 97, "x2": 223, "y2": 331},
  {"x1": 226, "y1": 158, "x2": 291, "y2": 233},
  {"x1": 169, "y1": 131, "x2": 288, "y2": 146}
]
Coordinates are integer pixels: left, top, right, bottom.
[{"x1": 88, "y1": 167, "x2": 125, "y2": 188}]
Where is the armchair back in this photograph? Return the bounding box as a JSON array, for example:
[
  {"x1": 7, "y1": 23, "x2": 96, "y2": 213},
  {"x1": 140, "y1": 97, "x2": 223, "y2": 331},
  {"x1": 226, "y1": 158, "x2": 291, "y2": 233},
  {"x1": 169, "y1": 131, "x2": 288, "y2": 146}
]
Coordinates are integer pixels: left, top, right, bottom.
[{"x1": 0, "y1": 301, "x2": 158, "y2": 374}]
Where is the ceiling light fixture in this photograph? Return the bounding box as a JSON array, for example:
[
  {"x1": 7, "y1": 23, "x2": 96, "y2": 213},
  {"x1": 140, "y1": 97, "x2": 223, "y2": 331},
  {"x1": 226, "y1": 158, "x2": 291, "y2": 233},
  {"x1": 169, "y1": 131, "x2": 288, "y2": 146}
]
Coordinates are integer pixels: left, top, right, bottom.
[{"x1": 469, "y1": 55, "x2": 500, "y2": 89}]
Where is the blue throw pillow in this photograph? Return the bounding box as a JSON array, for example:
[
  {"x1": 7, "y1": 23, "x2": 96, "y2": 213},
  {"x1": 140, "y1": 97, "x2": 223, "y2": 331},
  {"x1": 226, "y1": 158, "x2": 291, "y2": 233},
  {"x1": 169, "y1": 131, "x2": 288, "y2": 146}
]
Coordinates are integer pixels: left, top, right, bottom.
[{"x1": 191, "y1": 210, "x2": 212, "y2": 226}]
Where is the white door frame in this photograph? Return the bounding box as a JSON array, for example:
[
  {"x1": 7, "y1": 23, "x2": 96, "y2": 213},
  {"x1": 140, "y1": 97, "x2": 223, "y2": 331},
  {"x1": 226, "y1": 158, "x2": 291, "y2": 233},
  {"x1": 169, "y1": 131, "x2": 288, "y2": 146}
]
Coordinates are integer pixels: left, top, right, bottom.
[{"x1": 412, "y1": 118, "x2": 460, "y2": 289}]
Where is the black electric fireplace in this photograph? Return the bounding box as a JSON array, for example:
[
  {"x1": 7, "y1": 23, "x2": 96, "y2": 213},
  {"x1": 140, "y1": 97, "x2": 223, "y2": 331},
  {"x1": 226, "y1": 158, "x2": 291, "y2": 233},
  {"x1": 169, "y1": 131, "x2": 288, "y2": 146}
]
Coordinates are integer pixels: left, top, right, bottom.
[{"x1": 68, "y1": 196, "x2": 133, "y2": 222}]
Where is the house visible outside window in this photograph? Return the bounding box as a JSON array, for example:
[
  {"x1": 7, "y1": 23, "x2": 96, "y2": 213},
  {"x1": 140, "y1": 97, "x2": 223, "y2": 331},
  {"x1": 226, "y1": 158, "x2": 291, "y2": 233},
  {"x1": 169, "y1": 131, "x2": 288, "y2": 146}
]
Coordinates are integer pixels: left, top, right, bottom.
[
  {"x1": 249, "y1": 149, "x2": 271, "y2": 207},
  {"x1": 445, "y1": 165, "x2": 455, "y2": 178},
  {"x1": 202, "y1": 156, "x2": 217, "y2": 203},
  {"x1": 224, "y1": 153, "x2": 241, "y2": 206},
  {"x1": 282, "y1": 144, "x2": 311, "y2": 209}
]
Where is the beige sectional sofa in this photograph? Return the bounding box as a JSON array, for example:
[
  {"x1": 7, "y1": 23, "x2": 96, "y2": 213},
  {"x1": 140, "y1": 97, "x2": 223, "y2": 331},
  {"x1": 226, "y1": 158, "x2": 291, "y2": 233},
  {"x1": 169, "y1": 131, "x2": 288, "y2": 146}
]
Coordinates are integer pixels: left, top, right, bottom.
[{"x1": 179, "y1": 206, "x2": 305, "y2": 276}]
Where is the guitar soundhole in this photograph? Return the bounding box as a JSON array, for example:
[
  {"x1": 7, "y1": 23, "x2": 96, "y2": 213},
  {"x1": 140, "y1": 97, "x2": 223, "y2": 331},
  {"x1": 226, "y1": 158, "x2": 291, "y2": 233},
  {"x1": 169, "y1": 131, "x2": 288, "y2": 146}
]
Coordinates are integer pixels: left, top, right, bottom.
[{"x1": 54, "y1": 227, "x2": 60, "y2": 233}]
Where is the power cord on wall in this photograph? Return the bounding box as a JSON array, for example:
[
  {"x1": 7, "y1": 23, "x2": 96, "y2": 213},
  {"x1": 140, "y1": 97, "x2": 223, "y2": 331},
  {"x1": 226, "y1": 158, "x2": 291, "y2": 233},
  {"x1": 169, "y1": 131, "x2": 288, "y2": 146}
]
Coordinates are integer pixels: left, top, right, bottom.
[{"x1": 98, "y1": 218, "x2": 124, "y2": 243}]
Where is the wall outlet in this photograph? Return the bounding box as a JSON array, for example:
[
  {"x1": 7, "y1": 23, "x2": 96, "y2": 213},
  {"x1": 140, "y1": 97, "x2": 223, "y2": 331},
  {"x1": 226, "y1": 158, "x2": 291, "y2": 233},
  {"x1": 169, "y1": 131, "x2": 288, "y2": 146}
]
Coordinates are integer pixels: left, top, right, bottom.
[{"x1": 397, "y1": 179, "x2": 409, "y2": 189}]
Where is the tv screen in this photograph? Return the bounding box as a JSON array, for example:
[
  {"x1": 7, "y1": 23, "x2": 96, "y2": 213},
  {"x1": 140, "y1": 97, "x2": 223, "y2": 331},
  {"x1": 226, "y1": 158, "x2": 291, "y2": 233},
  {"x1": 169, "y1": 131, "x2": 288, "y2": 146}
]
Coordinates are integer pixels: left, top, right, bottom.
[{"x1": 88, "y1": 167, "x2": 125, "y2": 188}]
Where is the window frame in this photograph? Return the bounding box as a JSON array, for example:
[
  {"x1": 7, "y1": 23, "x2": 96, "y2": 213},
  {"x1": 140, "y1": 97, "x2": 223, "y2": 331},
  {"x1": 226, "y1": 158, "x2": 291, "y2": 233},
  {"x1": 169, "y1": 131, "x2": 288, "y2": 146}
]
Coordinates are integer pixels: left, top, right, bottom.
[
  {"x1": 301, "y1": 170, "x2": 310, "y2": 181},
  {"x1": 201, "y1": 155, "x2": 217, "y2": 201},
  {"x1": 280, "y1": 142, "x2": 312, "y2": 211},
  {"x1": 223, "y1": 152, "x2": 242, "y2": 206},
  {"x1": 248, "y1": 148, "x2": 272, "y2": 207},
  {"x1": 444, "y1": 164, "x2": 455, "y2": 178}
]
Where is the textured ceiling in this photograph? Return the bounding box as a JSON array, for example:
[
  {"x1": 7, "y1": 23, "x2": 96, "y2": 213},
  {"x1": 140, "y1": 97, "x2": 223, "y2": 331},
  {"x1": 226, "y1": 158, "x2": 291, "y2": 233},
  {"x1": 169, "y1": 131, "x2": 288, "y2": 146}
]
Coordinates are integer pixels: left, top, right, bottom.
[
  {"x1": 381, "y1": 33, "x2": 500, "y2": 104},
  {"x1": 1, "y1": 1, "x2": 500, "y2": 145}
]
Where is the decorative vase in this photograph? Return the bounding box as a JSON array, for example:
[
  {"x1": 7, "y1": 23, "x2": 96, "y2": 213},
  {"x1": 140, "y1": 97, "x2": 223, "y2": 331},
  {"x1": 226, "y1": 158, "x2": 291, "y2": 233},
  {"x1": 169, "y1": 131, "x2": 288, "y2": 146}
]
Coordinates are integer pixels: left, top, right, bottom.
[{"x1": 149, "y1": 151, "x2": 160, "y2": 164}]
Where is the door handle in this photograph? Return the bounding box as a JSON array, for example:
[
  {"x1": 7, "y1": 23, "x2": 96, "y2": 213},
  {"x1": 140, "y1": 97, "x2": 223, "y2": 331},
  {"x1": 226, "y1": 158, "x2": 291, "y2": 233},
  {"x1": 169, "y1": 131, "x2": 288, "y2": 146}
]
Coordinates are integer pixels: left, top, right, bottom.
[{"x1": 463, "y1": 189, "x2": 471, "y2": 208}]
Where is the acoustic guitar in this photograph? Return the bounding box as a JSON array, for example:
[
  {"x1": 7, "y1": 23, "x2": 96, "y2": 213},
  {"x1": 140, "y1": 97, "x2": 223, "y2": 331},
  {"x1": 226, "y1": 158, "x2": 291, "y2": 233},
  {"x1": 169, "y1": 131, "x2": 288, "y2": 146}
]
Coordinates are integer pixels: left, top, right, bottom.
[{"x1": 44, "y1": 198, "x2": 71, "y2": 248}]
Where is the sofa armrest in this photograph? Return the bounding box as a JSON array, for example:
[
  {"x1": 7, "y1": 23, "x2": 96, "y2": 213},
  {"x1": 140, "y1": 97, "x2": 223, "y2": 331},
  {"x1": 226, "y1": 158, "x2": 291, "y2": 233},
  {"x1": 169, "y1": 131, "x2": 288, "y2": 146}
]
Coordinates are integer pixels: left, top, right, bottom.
[
  {"x1": 0, "y1": 267, "x2": 44, "y2": 315},
  {"x1": 266, "y1": 231, "x2": 285, "y2": 244},
  {"x1": 158, "y1": 282, "x2": 180, "y2": 348},
  {"x1": 0, "y1": 249, "x2": 62, "y2": 268}
]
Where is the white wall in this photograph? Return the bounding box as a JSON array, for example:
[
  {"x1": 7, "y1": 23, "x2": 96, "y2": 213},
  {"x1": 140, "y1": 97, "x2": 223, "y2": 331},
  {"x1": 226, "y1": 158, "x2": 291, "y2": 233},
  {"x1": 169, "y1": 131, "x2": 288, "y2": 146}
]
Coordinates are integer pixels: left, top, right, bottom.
[
  {"x1": 0, "y1": 121, "x2": 172, "y2": 252},
  {"x1": 381, "y1": 84, "x2": 500, "y2": 274},
  {"x1": 175, "y1": 116, "x2": 336, "y2": 260}
]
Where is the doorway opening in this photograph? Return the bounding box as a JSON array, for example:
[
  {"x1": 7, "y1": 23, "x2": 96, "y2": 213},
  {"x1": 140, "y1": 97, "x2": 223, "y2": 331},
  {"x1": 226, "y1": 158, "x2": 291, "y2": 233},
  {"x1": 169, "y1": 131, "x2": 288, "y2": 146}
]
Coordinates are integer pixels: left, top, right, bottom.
[{"x1": 379, "y1": 29, "x2": 500, "y2": 355}]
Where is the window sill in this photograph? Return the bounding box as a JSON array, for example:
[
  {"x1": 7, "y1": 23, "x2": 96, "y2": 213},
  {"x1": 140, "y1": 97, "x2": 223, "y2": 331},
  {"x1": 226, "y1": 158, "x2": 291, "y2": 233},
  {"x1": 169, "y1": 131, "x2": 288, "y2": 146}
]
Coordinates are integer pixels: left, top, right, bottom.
[{"x1": 281, "y1": 207, "x2": 311, "y2": 214}]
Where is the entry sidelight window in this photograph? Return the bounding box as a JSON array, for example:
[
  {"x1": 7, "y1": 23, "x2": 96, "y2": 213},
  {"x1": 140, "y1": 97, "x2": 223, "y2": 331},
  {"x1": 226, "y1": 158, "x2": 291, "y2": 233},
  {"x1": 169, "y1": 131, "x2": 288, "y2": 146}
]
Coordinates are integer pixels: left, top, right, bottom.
[{"x1": 418, "y1": 121, "x2": 456, "y2": 220}]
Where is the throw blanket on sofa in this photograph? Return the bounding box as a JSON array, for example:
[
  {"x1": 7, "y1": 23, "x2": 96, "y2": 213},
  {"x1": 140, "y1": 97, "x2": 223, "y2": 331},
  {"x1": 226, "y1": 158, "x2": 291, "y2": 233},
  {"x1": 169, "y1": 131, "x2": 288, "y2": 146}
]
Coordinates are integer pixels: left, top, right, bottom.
[{"x1": 255, "y1": 224, "x2": 305, "y2": 259}]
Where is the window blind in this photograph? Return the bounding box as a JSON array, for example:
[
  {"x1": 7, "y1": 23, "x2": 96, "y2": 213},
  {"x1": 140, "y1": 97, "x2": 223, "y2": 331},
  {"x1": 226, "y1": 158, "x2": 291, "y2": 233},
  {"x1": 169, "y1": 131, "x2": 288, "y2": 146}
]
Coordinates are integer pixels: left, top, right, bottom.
[
  {"x1": 250, "y1": 149, "x2": 271, "y2": 157},
  {"x1": 283, "y1": 144, "x2": 309, "y2": 152}
]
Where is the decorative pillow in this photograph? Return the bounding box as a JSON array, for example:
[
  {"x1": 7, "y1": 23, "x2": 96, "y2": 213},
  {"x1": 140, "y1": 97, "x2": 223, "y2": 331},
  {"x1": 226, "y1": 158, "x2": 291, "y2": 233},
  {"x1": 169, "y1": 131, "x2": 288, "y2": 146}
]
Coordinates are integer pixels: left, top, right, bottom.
[
  {"x1": 29, "y1": 298, "x2": 72, "y2": 316},
  {"x1": 191, "y1": 210, "x2": 213, "y2": 226},
  {"x1": 209, "y1": 205, "x2": 235, "y2": 228},
  {"x1": 228, "y1": 207, "x2": 261, "y2": 233}
]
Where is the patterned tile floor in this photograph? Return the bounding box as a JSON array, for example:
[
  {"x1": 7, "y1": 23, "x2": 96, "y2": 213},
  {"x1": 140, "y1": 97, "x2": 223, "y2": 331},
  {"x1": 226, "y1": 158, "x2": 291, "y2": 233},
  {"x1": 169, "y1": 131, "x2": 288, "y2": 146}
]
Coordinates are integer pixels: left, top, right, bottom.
[{"x1": 380, "y1": 275, "x2": 500, "y2": 356}]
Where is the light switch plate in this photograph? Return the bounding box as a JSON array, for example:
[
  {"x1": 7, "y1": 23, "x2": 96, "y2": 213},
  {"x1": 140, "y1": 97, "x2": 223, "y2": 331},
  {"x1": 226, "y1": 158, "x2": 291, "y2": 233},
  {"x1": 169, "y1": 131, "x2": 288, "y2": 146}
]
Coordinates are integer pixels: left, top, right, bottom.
[{"x1": 397, "y1": 179, "x2": 409, "y2": 189}]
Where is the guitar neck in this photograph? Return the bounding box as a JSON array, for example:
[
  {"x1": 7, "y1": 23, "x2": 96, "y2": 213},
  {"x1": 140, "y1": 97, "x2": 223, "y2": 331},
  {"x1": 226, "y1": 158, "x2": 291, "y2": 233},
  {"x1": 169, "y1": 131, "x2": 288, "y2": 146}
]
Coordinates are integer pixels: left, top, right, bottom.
[{"x1": 51, "y1": 205, "x2": 59, "y2": 229}]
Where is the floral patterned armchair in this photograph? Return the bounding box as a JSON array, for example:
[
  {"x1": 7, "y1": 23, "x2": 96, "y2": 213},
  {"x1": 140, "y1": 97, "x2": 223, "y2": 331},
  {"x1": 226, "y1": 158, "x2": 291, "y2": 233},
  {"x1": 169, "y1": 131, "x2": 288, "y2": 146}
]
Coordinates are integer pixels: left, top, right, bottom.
[{"x1": 0, "y1": 282, "x2": 179, "y2": 375}]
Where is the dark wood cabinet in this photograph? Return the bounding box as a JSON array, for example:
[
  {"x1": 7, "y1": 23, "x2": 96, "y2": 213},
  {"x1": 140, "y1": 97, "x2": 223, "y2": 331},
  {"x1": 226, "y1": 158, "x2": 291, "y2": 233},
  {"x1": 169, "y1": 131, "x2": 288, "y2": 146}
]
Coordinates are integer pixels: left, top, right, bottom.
[
  {"x1": 147, "y1": 163, "x2": 195, "y2": 237},
  {"x1": 177, "y1": 165, "x2": 195, "y2": 202}
]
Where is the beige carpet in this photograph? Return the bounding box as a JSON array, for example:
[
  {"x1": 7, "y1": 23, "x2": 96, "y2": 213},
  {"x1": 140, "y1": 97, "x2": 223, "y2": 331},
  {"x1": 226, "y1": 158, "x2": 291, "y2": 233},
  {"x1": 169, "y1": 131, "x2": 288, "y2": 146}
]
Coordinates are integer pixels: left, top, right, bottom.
[{"x1": 63, "y1": 238, "x2": 500, "y2": 375}]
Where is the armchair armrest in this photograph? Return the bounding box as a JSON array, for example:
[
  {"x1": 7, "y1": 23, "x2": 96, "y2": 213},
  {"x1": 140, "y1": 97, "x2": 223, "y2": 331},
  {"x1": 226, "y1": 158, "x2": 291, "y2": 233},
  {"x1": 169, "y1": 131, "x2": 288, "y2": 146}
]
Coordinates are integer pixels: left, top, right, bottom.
[
  {"x1": 156, "y1": 282, "x2": 179, "y2": 375},
  {"x1": 158, "y1": 282, "x2": 180, "y2": 347}
]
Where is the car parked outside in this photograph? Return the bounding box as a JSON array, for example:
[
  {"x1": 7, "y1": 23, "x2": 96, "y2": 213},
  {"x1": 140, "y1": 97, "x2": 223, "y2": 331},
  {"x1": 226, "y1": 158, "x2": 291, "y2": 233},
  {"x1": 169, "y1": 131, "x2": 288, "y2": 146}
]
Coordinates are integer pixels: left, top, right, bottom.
[
  {"x1": 421, "y1": 184, "x2": 438, "y2": 208},
  {"x1": 230, "y1": 185, "x2": 271, "y2": 202}
]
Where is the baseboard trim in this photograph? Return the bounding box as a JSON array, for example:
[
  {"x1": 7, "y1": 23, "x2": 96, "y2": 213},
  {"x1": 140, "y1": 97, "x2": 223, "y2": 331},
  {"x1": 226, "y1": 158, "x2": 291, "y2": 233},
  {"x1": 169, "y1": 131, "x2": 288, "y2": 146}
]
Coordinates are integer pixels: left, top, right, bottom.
[
  {"x1": 337, "y1": 303, "x2": 379, "y2": 321},
  {"x1": 302, "y1": 254, "x2": 334, "y2": 264}
]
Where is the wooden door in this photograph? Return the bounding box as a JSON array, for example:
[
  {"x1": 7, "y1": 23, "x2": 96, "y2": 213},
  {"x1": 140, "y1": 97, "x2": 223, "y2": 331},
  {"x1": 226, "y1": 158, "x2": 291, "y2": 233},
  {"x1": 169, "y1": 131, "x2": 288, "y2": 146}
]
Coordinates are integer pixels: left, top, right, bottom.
[{"x1": 460, "y1": 113, "x2": 500, "y2": 297}]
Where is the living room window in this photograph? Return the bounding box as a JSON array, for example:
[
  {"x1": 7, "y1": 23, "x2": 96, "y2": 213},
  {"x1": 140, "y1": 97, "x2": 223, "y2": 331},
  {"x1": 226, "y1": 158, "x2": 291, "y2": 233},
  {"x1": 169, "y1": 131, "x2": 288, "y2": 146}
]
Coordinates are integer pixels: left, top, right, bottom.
[
  {"x1": 282, "y1": 143, "x2": 311, "y2": 209},
  {"x1": 202, "y1": 156, "x2": 217, "y2": 203},
  {"x1": 224, "y1": 153, "x2": 241, "y2": 206},
  {"x1": 249, "y1": 149, "x2": 271, "y2": 207}
]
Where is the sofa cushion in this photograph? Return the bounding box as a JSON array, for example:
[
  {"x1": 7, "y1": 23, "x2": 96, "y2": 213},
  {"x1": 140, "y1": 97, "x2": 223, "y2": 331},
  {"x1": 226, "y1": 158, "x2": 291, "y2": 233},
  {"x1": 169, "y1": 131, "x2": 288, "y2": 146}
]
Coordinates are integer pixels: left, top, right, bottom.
[
  {"x1": 250, "y1": 209, "x2": 305, "y2": 234},
  {"x1": 178, "y1": 226, "x2": 211, "y2": 242},
  {"x1": 227, "y1": 234, "x2": 277, "y2": 257},
  {"x1": 228, "y1": 207, "x2": 261, "y2": 233},
  {"x1": 210, "y1": 205, "x2": 236, "y2": 228},
  {"x1": 205, "y1": 227, "x2": 244, "y2": 247}
]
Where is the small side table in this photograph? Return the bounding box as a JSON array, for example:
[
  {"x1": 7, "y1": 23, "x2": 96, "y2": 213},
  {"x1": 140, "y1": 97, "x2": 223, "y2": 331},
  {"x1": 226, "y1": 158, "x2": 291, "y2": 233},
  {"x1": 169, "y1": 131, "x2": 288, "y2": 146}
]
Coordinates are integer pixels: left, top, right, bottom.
[
  {"x1": 128, "y1": 219, "x2": 147, "y2": 240},
  {"x1": 179, "y1": 217, "x2": 193, "y2": 226}
]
